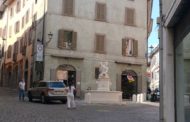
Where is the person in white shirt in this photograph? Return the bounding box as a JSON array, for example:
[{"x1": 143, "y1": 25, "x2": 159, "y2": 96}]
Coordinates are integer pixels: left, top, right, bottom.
[
  {"x1": 19, "y1": 79, "x2": 25, "y2": 101},
  {"x1": 66, "y1": 82, "x2": 76, "y2": 109}
]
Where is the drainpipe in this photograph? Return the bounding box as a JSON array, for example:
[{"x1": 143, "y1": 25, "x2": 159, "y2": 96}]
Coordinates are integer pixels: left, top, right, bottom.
[
  {"x1": 42, "y1": 0, "x2": 46, "y2": 80},
  {"x1": 159, "y1": 0, "x2": 164, "y2": 121}
]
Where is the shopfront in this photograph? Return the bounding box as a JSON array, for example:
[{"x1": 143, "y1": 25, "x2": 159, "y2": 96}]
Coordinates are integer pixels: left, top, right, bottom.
[{"x1": 174, "y1": 7, "x2": 190, "y2": 122}]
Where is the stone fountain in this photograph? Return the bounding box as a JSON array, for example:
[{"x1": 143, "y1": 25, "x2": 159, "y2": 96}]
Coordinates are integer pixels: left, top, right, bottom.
[{"x1": 85, "y1": 62, "x2": 122, "y2": 104}]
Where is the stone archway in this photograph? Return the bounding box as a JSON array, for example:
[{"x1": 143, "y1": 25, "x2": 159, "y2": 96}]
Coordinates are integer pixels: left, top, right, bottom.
[{"x1": 121, "y1": 70, "x2": 138, "y2": 99}]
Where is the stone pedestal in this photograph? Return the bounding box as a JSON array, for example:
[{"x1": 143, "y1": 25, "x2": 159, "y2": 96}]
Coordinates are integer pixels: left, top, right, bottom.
[
  {"x1": 84, "y1": 90, "x2": 122, "y2": 104},
  {"x1": 96, "y1": 78, "x2": 111, "y2": 91},
  {"x1": 84, "y1": 78, "x2": 123, "y2": 104}
]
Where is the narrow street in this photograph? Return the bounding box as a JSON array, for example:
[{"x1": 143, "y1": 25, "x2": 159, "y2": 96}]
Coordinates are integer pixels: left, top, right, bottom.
[{"x1": 0, "y1": 87, "x2": 159, "y2": 122}]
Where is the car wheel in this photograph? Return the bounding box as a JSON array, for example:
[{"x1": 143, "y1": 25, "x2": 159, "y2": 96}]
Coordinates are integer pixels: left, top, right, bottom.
[
  {"x1": 61, "y1": 100, "x2": 67, "y2": 104},
  {"x1": 41, "y1": 94, "x2": 47, "y2": 104},
  {"x1": 28, "y1": 92, "x2": 33, "y2": 102}
]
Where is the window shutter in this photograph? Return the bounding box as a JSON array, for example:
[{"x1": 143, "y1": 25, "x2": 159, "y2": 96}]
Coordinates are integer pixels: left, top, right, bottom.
[
  {"x1": 25, "y1": 30, "x2": 29, "y2": 46},
  {"x1": 50, "y1": 69, "x2": 56, "y2": 81},
  {"x1": 64, "y1": 0, "x2": 74, "y2": 16},
  {"x1": 15, "y1": 41, "x2": 18, "y2": 54},
  {"x1": 20, "y1": 38, "x2": 23, "y2": 53},
  {"x1": 125, "y1": 8, "x2": 135, "y2": 26},
  {"x1": 96, "y1": 3, "x2": 101, "y2": 20},
  {"x1": 96, "y1": 3, "x2": 106, "y2": 21},
  {"x1": 95, "y1": 35, "x2": 105, "y2": 53},
  {"x1": 122, "y1": 38, "x2": 127, "y2": 56},
  {"x1": 71, "y1": 31, "x2": 77, "y2": 50},
  {"x1": 95, "y1": 35, "x2": 100, "y2": 53},
  {"x1": 7, "y1": 46, "x2": 12, "y2": 58},
  {"x1": 101, "y1": 4, "x2": 106, "y2": 21},
  {"x1": 133, "y1": 40, "x2": 138, "y2": 56},
  {"x1": 23, "y1": 32, "x2": 27, "y2": 46},
  {"x1": 58, "y1": 30, "x2": 65, "y2": 49},
  {"x1": 100, "y1": 35, "x2": 105, "y2": 53}
]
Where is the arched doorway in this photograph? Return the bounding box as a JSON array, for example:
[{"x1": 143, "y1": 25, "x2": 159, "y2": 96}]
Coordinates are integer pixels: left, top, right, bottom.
[
  {"x1": 56, "y1": 64, "x2": 76, "y2": 87},
  {"x1": 121, "y1": 70, "x2": 137, "y2": 99}
]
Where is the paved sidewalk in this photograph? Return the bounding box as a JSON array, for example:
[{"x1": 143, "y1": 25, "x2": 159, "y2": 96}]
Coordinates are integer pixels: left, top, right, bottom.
[{"x1": 141, "y1": 101, "x2": 159, "y2": 107}]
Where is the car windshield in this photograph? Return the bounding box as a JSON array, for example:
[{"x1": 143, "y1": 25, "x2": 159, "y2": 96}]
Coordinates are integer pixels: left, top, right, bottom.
[{"x1": 48, "y1": 82, "x2": 65, "y2": 88}]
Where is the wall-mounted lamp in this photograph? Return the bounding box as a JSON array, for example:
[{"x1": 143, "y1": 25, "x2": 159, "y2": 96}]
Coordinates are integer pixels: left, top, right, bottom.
[
  {"x1": 46, "y1": 32, "x2": 53, "y2": 46},
  {"x1": 48, "y1": 32, "x2": 53, "y2": 41}
]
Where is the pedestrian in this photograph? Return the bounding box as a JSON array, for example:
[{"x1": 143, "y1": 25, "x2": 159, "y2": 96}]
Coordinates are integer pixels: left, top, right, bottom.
[
  {"x1": 18, "y1": 79, "x2": 25, "y2": 101},
  {"x1": 66, "y1": 82, "x2": 76, "y2": 109}
]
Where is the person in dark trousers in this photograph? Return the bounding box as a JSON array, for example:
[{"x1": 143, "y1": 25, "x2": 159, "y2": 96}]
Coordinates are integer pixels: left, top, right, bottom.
[{"x1": 18, "y1": 79, "x2": 25, "y2": 101}]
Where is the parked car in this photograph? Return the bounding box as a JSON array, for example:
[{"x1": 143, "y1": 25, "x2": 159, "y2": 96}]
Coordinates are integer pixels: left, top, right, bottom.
[{"x1": 28, "y1": 81, "x2": 67, "y2": 104}]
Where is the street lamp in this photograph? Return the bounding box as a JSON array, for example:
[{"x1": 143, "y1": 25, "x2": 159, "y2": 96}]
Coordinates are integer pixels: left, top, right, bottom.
[{"x1": 149, "y1": 45, "x2": 154, "y2": 52}]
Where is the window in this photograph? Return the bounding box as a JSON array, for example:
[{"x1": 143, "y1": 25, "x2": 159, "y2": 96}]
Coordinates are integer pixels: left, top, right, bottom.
[
  {"x1": 26, "y1": 10, "x2": 29, "y2": 24},
  {"x1": 63, "y1": 0, "x2": 74, "y2": 16},
  {"x1": 39, "y1": 82, "x2": 47, "y2": 87},
  {"x1": 125, "y1": 8, "x2": 135, "y2": 26},
  {"x1": 15, "y1": 21, "x2": 20, "y2": 33},
  {"x1": 10, "y1": 8, "x2": 13, "y2": 17},
  {"x1": 23, "y1": 0, "x2": 25, "y2": 7},
  {"x1": 48, "y1": 82, "x2": 65, "y2": 88},
  {"x1": 32, "y1": 13, "x2": 37, "y2": 28},
  {"x1": 20, "y1": 38, "x2": 23, "y2": 53},
  {"x1": 9, "y1": 26, "x2": 12, "y2": 37},
  {"x1": 7, "y1": 46, "x2": 12, "y2": 58},
  {"x1": 95, "y1": 3, "x2": 106, "y2": 21},
  {"x1": 14, "y1": 41, "x2": 19, "y2": 54},
  {"x1": 95, "y1": 34, "x2": 105, "y2": 54},
  {"x1": 95, "y1": 67, "x2": 100, "y2": 79},
  {"x1": 16, "y1": 1, "x2": 21, "y2": 13},
  {"x1": 58, "y1": 30, "x2": 77, "y2": 50},
  {"x1": 22, "y1": 16, "x2": 25, "y2": 28},
  {"x1": 122, "y1": 38, "x2": 138, "y2": 57}
]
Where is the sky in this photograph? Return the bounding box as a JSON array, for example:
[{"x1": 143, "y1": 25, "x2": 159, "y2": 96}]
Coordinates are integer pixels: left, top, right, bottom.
[{"x1": 148, "y1": 0, "x2": 160, "y2": 51}]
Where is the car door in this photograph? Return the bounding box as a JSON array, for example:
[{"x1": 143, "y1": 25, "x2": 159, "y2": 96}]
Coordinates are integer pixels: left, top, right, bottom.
[
  {"x1": 31, "y1": 82, "x2": 40, "y2": 98},
  {"x1": 35, "y1": 82, "x2": 47, "y2": 98}
]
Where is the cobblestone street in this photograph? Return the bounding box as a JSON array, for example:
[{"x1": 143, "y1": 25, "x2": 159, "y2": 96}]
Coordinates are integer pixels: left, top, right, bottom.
[{"x1": 0, "y1": 87, "x2": 159, "y2": 122}]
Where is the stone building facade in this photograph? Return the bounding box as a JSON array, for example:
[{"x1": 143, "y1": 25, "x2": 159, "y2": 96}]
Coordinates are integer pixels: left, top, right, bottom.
[{"x1": 0, "y1": 0, "x2": 152, "y2": 99}]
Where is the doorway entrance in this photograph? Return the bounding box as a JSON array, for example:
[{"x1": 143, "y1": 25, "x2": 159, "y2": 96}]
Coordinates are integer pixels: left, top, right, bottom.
[
  {"x1": 121, "y1": 70, "x2": 137, "y2": 99},
  {"x1": 56, "y1": 64, "x2": 76, "y2": 87}
]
